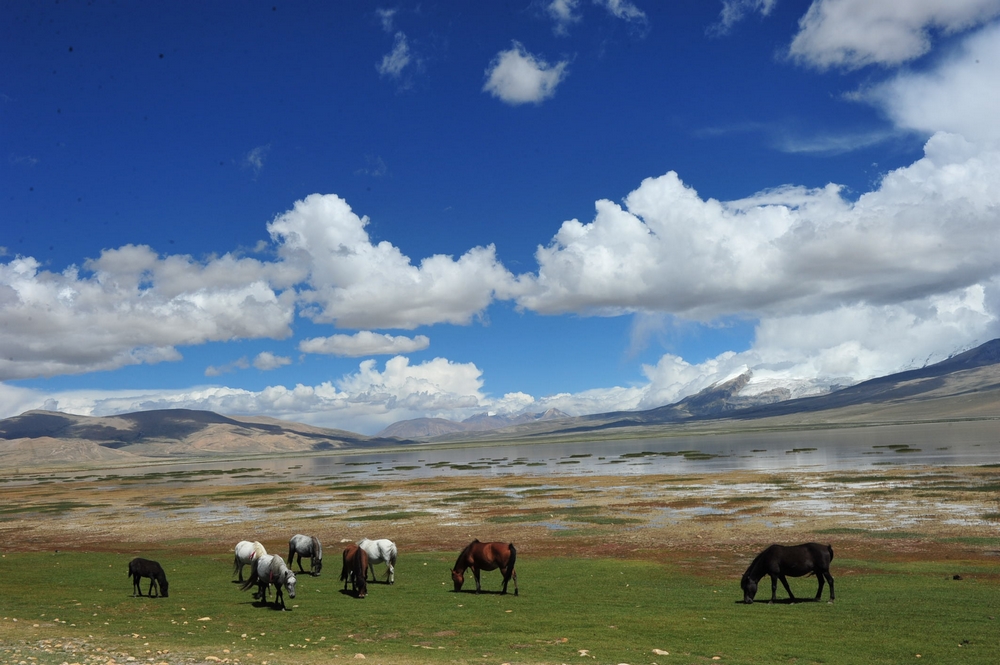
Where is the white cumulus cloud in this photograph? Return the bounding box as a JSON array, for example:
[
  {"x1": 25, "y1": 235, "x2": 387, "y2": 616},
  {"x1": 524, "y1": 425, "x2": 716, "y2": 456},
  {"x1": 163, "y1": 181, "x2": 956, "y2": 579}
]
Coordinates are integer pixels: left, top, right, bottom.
[
  {"x1": 789, "y1": 0, "x2": 1000, "y2": 69},
  {"x1": 267, "y1": 193, "x2": 523, "y2": 329},
  {"x1": 299, "y1": 331, "x2": 430, "y2": 357},
  {"x1": 0, "y1": 246, "x2": 295, "y2": 381},
  {"x1": 864, "y1": 21, "x2": 1000, "y2": 142},
  {"x1": 518, "y1": 133, "x2": 1000, "y2": 322},
  {"x1": 483, "y1": 42, "x2": 569, "y2": 105},
  {"x1": 253, "y1": 351, "x2": 292, "y2": 371},
  {"x1": 0, "y1": 355, "x2": 490, "y2": 434}
]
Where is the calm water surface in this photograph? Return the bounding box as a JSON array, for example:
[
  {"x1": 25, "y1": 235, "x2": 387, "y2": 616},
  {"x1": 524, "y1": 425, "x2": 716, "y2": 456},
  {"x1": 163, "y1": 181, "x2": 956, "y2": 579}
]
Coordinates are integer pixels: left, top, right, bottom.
[{"x1": 48, "y1": 419, "x2": 999, "y2": 485}]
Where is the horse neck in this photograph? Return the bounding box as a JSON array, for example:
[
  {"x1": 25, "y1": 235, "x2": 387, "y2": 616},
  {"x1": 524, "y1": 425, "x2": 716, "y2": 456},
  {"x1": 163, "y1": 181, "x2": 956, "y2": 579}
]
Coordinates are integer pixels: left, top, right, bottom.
[
  {"x1": 745, "y1": 554, "x2": 767, "y2": 583},
  {"x1": 453, "y1": 546, "x2": 472, "y2": 573}
]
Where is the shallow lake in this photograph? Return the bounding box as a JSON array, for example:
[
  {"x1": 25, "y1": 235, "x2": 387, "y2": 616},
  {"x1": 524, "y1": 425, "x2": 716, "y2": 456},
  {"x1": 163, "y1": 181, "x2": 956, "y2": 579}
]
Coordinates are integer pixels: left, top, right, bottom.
[{"x1": 56, "y1": 419, "x2": 1000, "y2": 485}]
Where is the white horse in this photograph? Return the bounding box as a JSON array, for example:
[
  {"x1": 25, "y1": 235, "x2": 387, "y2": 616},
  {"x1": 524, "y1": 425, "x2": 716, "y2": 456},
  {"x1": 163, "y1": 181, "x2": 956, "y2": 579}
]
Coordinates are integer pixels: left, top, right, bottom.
[
  {"x1": 288, "y1": 534, "x2": 323, "y2": 576},
  {"x1": 357, "y1": 538, "x2": 397, "y2": 584},
  {"x1": 240, "y1": 554, "x2": 297, "y2": 610},
  {"x1": 233, "y1": 540, "x2": 267, "y2": 582}
]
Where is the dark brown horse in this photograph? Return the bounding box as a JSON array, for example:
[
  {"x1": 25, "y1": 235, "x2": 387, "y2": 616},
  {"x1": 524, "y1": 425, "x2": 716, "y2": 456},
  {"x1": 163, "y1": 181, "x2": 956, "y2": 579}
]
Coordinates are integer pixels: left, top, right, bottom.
[
  {"x1": 128, "y1": 557, "x2": 169, "y2": 598},
  {"x1": 451, "y1": 540, "x2": 517, "y2": 595},
  {"x1": 340, "y1": 544, "x2": 369, "y2": 598},
  {"x1": 741, "y1": 543, "x2": 834, "y2": 604}
]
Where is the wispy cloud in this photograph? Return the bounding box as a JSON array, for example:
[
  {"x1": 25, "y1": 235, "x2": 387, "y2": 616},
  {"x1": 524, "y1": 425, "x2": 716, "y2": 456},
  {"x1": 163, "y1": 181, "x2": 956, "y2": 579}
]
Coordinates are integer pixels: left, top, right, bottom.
[
  {"x1": 377, "y1": 7, "x2": 397, "y2": 33},
  {"x1": 547, "y1": 0, "x2": 581, "y2": 35},
  {"x1": 708, "y1": 0, "x2": 777, "y2": 36},
  {"x1": 377, "y1": 32, "x2": 412, "y2": 79},
  {"x1": 355, "y1": 154, "x2": 389, "y2": 177},
  {"x1": 205, "y1": 357, "x2": 250, "y2": 377},
  {"x1": 243, "y1": 144, "x2": 271, "y2": 177}
]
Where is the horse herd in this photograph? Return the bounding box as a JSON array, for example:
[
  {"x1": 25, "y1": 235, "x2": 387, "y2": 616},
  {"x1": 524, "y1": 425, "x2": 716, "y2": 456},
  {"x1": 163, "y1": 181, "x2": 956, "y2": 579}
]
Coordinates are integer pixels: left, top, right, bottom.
[{"x1": 127, "y1": 538, "x2": 833, "y2": 608}]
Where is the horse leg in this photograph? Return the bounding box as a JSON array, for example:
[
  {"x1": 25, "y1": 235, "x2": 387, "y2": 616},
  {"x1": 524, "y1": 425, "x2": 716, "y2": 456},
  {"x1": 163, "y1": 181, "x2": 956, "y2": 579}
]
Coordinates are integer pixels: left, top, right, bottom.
[
  {"x1": 769, "y1": 574, "x2": 778, "y2": 603},
  {"x1": 512, "y1": 569, "x2": 518, "y2": 596},
  {"x1": 778, "y1": 575, "x2": 795, "y2": 601},
  {"x1": 132, "y1": 577, "x2": 141, "y2": 597},
  {"x1": 148, "y1": 578, "x2": 157, "y2": 598},
  {"x1": 815, "y1": 572, "x2": 825, "y2": 600},
  {"x1": 824, "y1": 572, "x2": 835, "y2": 601},
  {"x1": 473, "y1": 568, "x2": 482, "y2": 594},
  {"x1": 275, "y1": 586, "x2": 284, "y2": 610}
]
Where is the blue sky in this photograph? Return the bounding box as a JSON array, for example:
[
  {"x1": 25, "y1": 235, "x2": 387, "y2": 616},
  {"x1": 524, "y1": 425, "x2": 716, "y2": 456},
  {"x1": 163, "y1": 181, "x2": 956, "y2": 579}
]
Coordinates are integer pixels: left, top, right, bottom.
[{"x1": 3, "y1": 0, "x2": 1000, "y2": 434}]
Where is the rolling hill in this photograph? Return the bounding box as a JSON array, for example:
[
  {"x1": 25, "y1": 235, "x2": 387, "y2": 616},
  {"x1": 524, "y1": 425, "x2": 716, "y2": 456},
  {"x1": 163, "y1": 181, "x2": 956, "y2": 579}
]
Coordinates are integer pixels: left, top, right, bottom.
[{"x1": 3, "y1": 339, "x2": 1000, "y2": 466}]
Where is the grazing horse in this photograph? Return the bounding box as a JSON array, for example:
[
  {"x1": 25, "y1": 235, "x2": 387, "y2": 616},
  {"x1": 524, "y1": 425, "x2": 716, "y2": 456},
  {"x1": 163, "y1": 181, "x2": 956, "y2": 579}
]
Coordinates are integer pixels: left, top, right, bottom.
[
  {"x1": 288, "y1": 534, "x2": 323, "y2": 576},
  {"x1": 233, "y1": 540, "x2": 268, "y2": 582},
  {"x1": 340, "y1": 544, "x2": 369, "y2": 598},
  {"x1": 128, "y1": 557, "x2": 169, "y2": 598},
  {"x1": 451, "y1": 540, "x2": 518, "y2": 596},
  {"x1": 240, "y1": 554, "x2": 297, "y2": 610},
  {"x1": 741, "y1": 543, "x2": 835, "y2": 604},
  {"x1": 357, "y1": 538, "x2": 397, "y2": 584}
]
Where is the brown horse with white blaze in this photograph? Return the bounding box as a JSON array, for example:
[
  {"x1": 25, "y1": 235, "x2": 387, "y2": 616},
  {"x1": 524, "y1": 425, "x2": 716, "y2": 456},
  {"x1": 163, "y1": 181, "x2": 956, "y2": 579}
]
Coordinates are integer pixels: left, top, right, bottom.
[{"x1": 451, "y1": 540, "x2": 518, "y2": 595}]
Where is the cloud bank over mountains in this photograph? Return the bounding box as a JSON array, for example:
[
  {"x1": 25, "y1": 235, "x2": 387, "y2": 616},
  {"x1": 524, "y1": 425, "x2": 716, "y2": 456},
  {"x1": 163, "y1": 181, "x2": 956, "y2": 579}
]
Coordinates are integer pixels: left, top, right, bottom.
[{"x1": 3, "y1": 1, "x2": 1000, "y2": 433}]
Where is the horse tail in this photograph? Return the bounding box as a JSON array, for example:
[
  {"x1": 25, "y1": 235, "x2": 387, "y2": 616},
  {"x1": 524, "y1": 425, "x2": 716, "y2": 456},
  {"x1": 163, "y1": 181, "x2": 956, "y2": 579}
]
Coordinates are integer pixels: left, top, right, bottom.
[
  {"x1": 239, "y1": 566, "x2": 259, "y2": 592},
  {"x1": 233, "y1": 553, "x2": 241, "y2": 577},
  {"x1": 505, "y1": 543, "x2": 517, "y2": 581},
  {"x1": 827, "y1": 544, "x2": 834, "y2": 562},
  {"x1": 340, "y1": 551, "x2": 350, "y2": 582}
]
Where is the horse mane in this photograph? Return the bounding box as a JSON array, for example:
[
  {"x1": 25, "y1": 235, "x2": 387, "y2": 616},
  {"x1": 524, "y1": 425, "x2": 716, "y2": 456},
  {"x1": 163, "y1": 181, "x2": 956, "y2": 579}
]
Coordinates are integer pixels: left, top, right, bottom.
[
  {"x1": 742, "y1": 548, "x2": 768, "y2": 582},
  {"x1": 253, "y1": 541, "x2": 267, "y2": 558},
  {"x1": 453, "y1": 539, "x2": 480, "y2": 570},
  {"x1": 311, "y1": 536, "x2": 322, "y2": 559}
]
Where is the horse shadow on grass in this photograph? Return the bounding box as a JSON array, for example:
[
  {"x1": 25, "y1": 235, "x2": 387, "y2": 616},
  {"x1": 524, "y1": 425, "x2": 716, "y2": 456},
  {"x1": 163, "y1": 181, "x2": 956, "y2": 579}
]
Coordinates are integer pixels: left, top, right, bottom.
[
  {"x1": 734, "y1": 598, "x2": 824, "y2": 605},
  {"x1": 247, "y1": 600, "x2": 293, "y2": 611}
]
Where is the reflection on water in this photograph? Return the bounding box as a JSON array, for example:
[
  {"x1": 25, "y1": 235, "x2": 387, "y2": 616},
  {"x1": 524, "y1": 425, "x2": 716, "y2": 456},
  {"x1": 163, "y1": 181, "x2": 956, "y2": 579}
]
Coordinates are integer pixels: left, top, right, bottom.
[
  {"x1": 3, "y1": 421, "x2": 1000, "y2": 491},
  {"x1": 52, "y1": 419, "x2": 998, "y2": 486}
]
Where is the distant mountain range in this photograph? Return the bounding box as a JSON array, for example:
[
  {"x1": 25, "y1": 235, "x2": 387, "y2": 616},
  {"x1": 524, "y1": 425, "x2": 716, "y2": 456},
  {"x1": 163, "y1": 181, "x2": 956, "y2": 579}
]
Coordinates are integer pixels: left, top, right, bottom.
[
  {"x1": 377, "y1": 408, "x2": 570, "y2": 439},
  {"x1": 382, "y1": 338, "x2": 1000, "y2": 442},
  {"x1": 3, "y1": 338, "x2": 1000, "y2": 467},
  {"x1": 0, "y1": 408, "x2": 393, "y2": 467}
]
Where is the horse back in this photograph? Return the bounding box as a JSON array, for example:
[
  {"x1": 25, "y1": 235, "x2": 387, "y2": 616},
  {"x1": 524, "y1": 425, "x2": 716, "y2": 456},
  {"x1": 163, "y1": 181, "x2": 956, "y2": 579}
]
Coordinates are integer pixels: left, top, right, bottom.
[
  {"x1": 341, "y1": 544, "x2": 359, "y2": 581},
  {"x1": 771, "y1": 542, "x2": 833, "y2": 576},
  {"x1": 479, "y1": 541, "x2": 513, "y2": 571}
]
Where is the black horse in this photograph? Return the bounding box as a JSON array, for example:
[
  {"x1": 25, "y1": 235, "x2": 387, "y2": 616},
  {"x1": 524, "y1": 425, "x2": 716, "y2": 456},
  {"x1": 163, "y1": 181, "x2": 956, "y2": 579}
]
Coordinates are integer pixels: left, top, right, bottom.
[
  {"x1": 128, "y1": 557, "x2": 169, "y2": 598},
  {"x1": 741, "y1": 543, "x2": 833, "y2": 604}
]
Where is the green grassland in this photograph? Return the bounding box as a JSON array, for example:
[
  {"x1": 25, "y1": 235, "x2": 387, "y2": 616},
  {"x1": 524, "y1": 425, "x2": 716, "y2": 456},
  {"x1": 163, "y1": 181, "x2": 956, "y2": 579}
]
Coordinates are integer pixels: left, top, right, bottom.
[{"x1": 1, "y1": 551, "x2": 998, "y2": 664}]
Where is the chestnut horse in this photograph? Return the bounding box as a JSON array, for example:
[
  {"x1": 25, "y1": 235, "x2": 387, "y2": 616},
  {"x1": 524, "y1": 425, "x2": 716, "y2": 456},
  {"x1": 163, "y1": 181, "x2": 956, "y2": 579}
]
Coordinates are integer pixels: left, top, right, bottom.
[
  {"x1": 741, "y1": 542, "x2": 834, "y2": 604},
  {"x1": 340, "y1": 544, "x2": 369, "y2": 598},
  {"x1": 451, "y1": 540, "x2": 517, "y2": 595}
]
